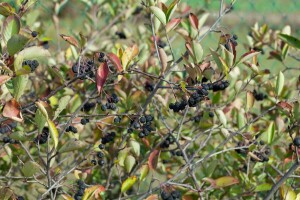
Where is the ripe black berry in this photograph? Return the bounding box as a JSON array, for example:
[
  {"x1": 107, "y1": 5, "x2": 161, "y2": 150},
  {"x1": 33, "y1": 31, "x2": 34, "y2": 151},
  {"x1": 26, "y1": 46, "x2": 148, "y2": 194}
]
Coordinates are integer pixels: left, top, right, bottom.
[
  {"x1": 17, "y1": 196, "x2": 25, "y2": 200},
  {"x1": 138, "y1": 132, "x2": 145, "y2": 138},
  {"x1": 97, "y1": 152, "x2": 104, "y2": 158},
  {"x1": 115, "y1": 31, "x2": 126, "y2": 39},
  {"x1": 101, "y1": 105, "x2": 107, "y2": 111},
  {"x1": 98, "y1": 144, "x2": 105, "y2": 149},
  {"x1": 232, "y1": 34, "x2": 238, "y2": 40},
  {"x1": 194, "y1": 115, "x2": 201, "y2": 123},
  {"x1": 80, "y1": 118, "x2": 88, "y2": 125},
  {"x1": 67, "y1": 126, "x2": 77, "y2": 133},
  {"x1": 145, "y1": 82, "x2": 154, "y2": 91},
  {"x1": 3, "y1": 137, "x2": 11, "y2": 143},
  {"x1": 82, "y1": 102, "x2": 95, "y2": 112},
  {"x1": 175, "y1": 150, "x2": 183, "y2": 156},
  {"x1": 31, "y1": 31, "x2": 38, "y2": 37},
  {"x1": 208, "y1": 112, "x2": 214, "y2": 118},
  {"x1": 114, "y1": 116, "x2": 121, "y2": 123},
  {"x1": 127, "y1": 128, "x2": 133, "y2": 134},
  {"x1": 98, "y1": 159, "x2": 105, "y2": 166},
  {"x1": 293, "y1": 137, "x2": 300, "y2": 147},
  {"x1": 91, "y1": 160, "x2": 97, "y2": 165},
  {"x1": 98, "y1": 52, "x2": 106, "y2": 62},
  {"x1": 139, "y1": 116, "x2": 146, "y2": 123}
]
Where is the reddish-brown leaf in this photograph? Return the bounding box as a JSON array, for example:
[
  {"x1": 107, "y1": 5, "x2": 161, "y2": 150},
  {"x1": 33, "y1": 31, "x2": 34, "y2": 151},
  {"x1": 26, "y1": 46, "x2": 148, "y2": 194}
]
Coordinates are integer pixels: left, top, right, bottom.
[
  {"x1": 277, "y1": 101, "x2": 293, "y2": 113},
  {"x1": 60, "y1": 34, "x2": 79, "y2": 48},
  {"x1": 148, "y1": 149, "x2": 160, "y2": 170},
  {"x1": 96, "y1": 62, "x2": 109, "y2": 93},
  {"x1": 146, "y1": 194, "x2": 159, "y2": 200},
  {"x1": 3, "y1": 99, "x2": 23, "y2": 122},
  {"x1": 0, "y1": 75, "x2": 11, "y2": 86},
  {"x1": 166, "y1": 18, "x2": 181, "y2": 33},
  {"x1": 189, "y1": 13, "x2": 198, "y2": 30},
  {"x1": 106, "y1": 53, "x2": 123, "y2": 72}
]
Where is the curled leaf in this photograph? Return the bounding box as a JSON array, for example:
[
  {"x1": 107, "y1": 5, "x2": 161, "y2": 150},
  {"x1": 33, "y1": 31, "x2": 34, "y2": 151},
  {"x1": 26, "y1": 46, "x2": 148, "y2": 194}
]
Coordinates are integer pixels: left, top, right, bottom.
[
  {"x1": 96, "y1": 62, "x2": 109, "y2": 93},
  {"x1": 148, "y1": 149, "x2": 160, "y2": 170},
  {"x1": 60, "y1": 34, "x2": 79, "y2": 48},
  {"x1": 47, "y1": 119, "x2": 59, "y2": 149},
  {"x1": 106, "y1": 52, "x2": 123, "y2": 72},
  {"x1": 121, "y1": 176, "x2": 137, "y2": 193},
  {"x1": 3, "y1": 99, "x2": 23, "y2": 122},
  {"x1": 189, "y1": 13, "x2": 199, "y2": 30},
  {"x1": 158, "y1": 47, "x2": 168, "y2": 75}
]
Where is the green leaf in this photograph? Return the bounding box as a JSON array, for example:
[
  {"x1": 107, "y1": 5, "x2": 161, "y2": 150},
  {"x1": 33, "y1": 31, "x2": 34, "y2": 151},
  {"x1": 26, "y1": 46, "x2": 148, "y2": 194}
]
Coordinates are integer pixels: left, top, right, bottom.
[
  {"x1": 246, "y1": 91, "x2": 254, "y2": 112},
  {"x1": 125, "y1": 155, "x2": 136, "y2": 173},
  {"x1": 14, "y1": 46, "x2": 50, "y2": 71},
  {"x1": 216, "y1": 110, "x2": 227, "y2": 127},
  {"x1": 12, "y1": 75, "x2": 29, "y2": 101},
  {"x1": 10, "y1": 131, "x2": 27, "y2": 142},
  {"x1": 7, "y1": 34, "x2": 29, "y2": 55},
  {"x1": 139, "y1": 165, "x2": 149, "y2": 181},
  {"x1": 210, "y1": 48, "x2": 223, "y2": 71},
  {"x1": 36, "y1": 101, "x2": 49, "y2": 120},
  {"x1": 35, "y1": 109, "x2": 47, "y2": 133},
  {"x1": 267, "y1": 122, "x2": 275, "y2": 144},
  {"x1": 82, "y1": 185, "x2": 105, "y2": 200},
  {"x1": 121, "y1": 176, "x2": 137, "y2": 193},
  {"x1": 47, "y1": 119, "x2": 59, "y2": 149},
  {"x1": 279, "y1": 34, "x2": 300, "y2": 49},
  {"x1": 192, "y1": 40, "x2": 203, "y2": 64},
  {"x1": 53, "y1": 95, "x2": 71, "y2": 120},
  {"x1": 2, "y1": 15, "x2": 20, "y2": 44},
  {"x1": 0, "y1": 3, "x2": 15, "y2": 16},
  {"x1": 59, "y1": 139, "x2": 87, "y2": 153},
  {"x1": 166, "y1": 0, "x2": 178, "y2": 22},
  {"x1": 150, "y1": 6, "x2": 166, "y2": 25},
  {"x1": 255, "y1": 183, "x2": 272, "y2": 192},
  {"x1": 0, "y1": 187, "x2": 14, "y2": 200},
  {"x1": 221, "y1": 44, "x2": 234, "y2": 67},
  {"x1": 21, "y1": 161, "x2": 41, "y2": 177},
  {"x1": 275, "y1": 71, "x2": 284, "y2": 96},
  {"x1": 237, "y1": 110, "x2": 246, "y2": 129},
  {"x1": 236, "y1": 50, "x2": 260, "y2": 66},
  {"x1": 117, "y1": 147, "x2": 131, "y2": 167},
  {"x1": 129, "y1": 140, "x2": 140, "y2": 157},
  {"x1": 215, "y1": 176, "x2": 239, "y2": 188}
]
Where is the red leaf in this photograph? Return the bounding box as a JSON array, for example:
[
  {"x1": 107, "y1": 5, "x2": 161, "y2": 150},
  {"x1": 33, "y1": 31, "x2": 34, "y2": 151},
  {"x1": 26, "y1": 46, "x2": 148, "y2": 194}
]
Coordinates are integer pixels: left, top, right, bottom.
[
  {"x1": 106, "y1": 53, "x2": 123, "y2": 72},
  {"x1": 189, "y1": 13, "x2": 198, "y2": 30},
  {"x1": 148, "y1": 149, "x2": 160, "y2": 170},
  {"x1": 3, "y1": 99, "x2": 23, "y2": 122},
  {"x1": 96, "y1": 62, "x2": 109, "y2": 93}
]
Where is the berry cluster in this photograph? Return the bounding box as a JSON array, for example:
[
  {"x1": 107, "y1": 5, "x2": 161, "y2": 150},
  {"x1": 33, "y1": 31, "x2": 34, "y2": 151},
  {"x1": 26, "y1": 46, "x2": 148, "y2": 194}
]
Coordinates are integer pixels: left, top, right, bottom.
[
  {"x1": 22, "y1": 60, "x2": 39, "y2": 72},
  {"x1": 101, "y1": 93, "x2": 119, "y2": 111},
  {"x1": 171, "y1": 150, "x2": 183, "y2": 157},
  {"x1": 34, "y1": 127, "x2": 49, "y2": 144},
  {"x1": 135, "y1": 115, "x2": 154, "y2": 138},
  {"x1": 66, "y1": 125, "x2": 78, "y2": 133},
  {"x1": 97, "y1": 151, "x2": 105, "y2": 166},
  {"x1": 160, "y1": 134, "x2": 175, "y2": 148},
  {"x1": 115, "y1": 31, "x2": 126, "y2": 39},
  {"x1": 169, "y1": 100, "x2": 187, "y2": 112},
  {"x1": 253, "y1": 90, "x2": 266, "y2": 101},
  {"x1": 161, "y1": 190, "x2": 181, "y2": 200},
  {"x1": 225, "y1": 34, "x2": 238, "y2": 50},
  {"x1": 211, "y1": 80, "x2": 230, "y2": 92},
  {"x1": 145, "y1": 82, "x2": 154, "y2": 92},
  {"x1": 80, "y1": 118, "x2": 89, "y2": 125},
  {"x1": 72, "y1": 59, "x2": 94, "y2": 78},
  {"x1": 2, "y1": 136, "x2": 17, "y2": 144},
  {"x1": 74, "y1": 180, "x2": 86, "y2": 200},
  {"x1": 82, "y1": 102, "x2": 96, "y2": 112},
  {"x1": 101, "y1": 132, "x2": 116, "y2": 145}
]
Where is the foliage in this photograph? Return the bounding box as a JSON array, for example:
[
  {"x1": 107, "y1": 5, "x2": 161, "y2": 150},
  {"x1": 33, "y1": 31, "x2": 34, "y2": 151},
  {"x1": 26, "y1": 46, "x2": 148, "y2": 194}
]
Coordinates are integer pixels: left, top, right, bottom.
[{"x1": 0, "y1": 0, "x2": 300, "y2": 200}]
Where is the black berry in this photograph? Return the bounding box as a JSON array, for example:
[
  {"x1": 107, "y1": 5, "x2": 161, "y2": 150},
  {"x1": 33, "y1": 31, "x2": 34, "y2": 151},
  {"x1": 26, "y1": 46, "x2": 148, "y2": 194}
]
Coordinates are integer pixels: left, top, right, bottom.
[
  {"x1": 293, "y1": 137, "x2": 300, "y2": 147},
  {"x1": 31, "y1": 31, "x2": 38, "y2": 37},
  {"x1": 208, "y1": 112, "x2": 214, "y2": 118}
]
